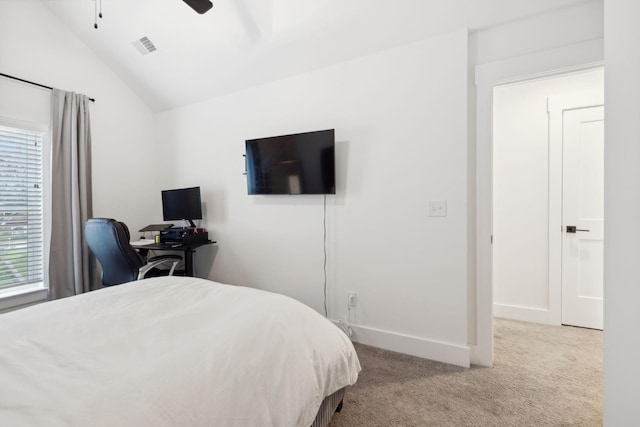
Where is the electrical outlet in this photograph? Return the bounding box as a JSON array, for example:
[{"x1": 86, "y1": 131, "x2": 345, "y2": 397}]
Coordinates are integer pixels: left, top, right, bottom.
[{"x1": 347, "y1": 292, "x2": 357, "y2": 307}]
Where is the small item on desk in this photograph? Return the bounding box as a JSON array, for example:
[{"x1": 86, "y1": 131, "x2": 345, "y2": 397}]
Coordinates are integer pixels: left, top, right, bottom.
[{"x1": 155, "y1": 234, "x2": 161, "y2": 244}]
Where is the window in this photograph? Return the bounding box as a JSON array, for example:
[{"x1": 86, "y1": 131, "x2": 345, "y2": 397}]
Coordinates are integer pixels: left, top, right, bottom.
[{"x1": 0, "y1": 123, "x2": 45, "y2": 291}]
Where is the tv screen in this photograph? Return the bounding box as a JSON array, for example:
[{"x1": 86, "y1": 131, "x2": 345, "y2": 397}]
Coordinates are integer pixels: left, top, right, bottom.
[
  {"x1": 162, "y1": 186, "x2": 202, "y2": 227},
  {"x1": 245, "y1": 129, "x2": 336, "y2": 195}
]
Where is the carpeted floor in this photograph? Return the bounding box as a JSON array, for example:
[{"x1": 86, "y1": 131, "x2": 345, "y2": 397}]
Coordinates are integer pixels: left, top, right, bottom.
[{"x1": 330, "y1": 318, "x2": 602, "y2": 426}]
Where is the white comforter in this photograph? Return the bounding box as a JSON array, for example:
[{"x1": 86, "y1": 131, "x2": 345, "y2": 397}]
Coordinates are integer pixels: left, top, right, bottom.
[{"x1": 0, "y1": 277, "x2": 360, "y2": 426}]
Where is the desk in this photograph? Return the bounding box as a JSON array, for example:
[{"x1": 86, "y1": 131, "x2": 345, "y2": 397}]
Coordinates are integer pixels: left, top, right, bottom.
[{"x1": 139, "y1": 240, "x2": 215, "y2": 277}]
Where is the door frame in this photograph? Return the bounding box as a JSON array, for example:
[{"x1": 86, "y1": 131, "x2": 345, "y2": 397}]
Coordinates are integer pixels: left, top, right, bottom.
[{"x1": 472, "y1": 39, "x2": 604, "y2": 367}]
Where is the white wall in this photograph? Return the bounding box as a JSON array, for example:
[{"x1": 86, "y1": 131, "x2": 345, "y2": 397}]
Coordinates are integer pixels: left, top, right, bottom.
[
  {"x1": 156, "y1": 30, "x2": 470, "y2": 366},
  {"x1": 0, "y1": 1, "x2": 158, "y2": 233},
  {"x1": 469, "y1": 0, "x2": 603, "y2": 67},
  {"x1": 492, "y1": 70, "x2": 604, "y2": 324},
  {"x1": 603, "y1": 0, "x2": 640, "y2": 423}
]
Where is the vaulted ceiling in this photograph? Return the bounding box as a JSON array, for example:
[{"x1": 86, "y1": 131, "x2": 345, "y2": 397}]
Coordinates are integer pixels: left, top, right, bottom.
[{"x1": 43, "y1": 0, "x2": 591, "y2": 112}]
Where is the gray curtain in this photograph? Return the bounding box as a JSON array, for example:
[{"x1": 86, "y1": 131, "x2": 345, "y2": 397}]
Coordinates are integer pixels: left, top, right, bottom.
[{"x1": 48, "y1": 89, "x2": 96, "y2": 300}]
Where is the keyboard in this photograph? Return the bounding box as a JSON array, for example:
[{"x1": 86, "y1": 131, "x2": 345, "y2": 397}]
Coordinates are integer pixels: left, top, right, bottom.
[{"x1": 130, "y1": 239, "x2": 155, "y2": 247}]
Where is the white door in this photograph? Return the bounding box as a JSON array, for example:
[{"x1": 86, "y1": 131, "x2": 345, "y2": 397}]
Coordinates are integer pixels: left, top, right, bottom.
[{"x1": 561, "y1": 105, "x2": 604, "y2": 330}]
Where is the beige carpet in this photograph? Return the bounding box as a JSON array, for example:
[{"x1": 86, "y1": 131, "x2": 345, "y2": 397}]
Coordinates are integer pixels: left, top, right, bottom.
[{"x1": 330, "y1": 318, "x2": 602, "y2": 426}]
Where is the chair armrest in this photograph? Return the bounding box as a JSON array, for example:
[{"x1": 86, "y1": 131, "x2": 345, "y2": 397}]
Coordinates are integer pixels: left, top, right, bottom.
[{"x1": 138, "y1": 255, "x2": 183, "y2": 279}]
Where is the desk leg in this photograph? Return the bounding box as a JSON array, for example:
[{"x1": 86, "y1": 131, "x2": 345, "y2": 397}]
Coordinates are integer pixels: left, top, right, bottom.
[{"x1": 184, "y1": 248, "x2": 195, "y2": 277}]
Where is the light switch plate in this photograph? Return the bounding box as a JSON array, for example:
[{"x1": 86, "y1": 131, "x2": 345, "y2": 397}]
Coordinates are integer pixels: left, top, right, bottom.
[{"x1": 428, "y1": 200, "x2": 447, "y2": 217}]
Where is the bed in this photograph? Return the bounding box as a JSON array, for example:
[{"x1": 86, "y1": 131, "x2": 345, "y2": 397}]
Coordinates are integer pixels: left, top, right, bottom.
[{"x1": 0, "y1": 276, "x2": 360, "y2": 426}]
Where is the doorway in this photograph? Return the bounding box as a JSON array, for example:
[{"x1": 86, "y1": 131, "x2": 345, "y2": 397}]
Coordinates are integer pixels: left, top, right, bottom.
[
  {"x1": 492, "y1": 69, "x2": 604, "y2": 330},
  {"x1": 472, "y1": 39, "x2": 604, "y2": 367}
]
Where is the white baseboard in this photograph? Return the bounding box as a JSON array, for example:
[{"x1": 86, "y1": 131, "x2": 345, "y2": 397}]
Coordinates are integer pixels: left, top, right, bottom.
[
  {"x1": 493, "y1": 303, "x2": 559, "y2": 325},
  {"x1": 347, "y1": 323, "x2": 470, "y2": 368}
]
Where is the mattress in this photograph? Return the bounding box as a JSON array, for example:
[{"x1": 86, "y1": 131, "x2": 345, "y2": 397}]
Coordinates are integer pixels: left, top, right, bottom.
[{"x1": 0, "y1": 276, "x2": 360, "y2": 426}]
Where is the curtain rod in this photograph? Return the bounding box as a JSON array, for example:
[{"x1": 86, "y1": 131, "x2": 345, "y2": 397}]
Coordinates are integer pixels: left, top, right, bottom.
[{"x1": 0, "y1": 72, "x2": 96, "y2": 103}]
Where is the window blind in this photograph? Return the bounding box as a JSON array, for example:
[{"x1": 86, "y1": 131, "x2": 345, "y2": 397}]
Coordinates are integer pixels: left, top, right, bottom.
[{"x1": 0, "y1": 124, "x2": 44, "y2": 289}]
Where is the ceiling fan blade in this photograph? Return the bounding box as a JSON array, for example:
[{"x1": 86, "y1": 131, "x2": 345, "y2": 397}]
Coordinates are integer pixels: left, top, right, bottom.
[{"x1": 182, "y1": 0, "x2": 213, "y2": 14}]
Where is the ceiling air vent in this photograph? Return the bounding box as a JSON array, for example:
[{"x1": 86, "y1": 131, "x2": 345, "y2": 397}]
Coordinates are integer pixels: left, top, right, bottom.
[{"x1": 133, "y1": 37, "x2": 157, "y2": 56}]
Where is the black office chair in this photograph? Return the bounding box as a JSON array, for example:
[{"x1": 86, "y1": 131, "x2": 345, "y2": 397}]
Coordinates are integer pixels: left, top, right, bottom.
[{"x1": 85, "y1": 218, "x2": 182, "y2": 286}]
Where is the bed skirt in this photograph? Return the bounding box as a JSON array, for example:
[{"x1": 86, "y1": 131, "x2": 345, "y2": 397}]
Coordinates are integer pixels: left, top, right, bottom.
[{"x1": 311, "y1": 387, "x2": 345, "y2": 427}]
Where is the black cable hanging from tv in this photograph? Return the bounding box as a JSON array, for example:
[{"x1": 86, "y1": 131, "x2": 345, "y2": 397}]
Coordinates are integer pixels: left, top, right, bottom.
[
  {"x1": 323, "y1": 193, "x2": 328, "y2": 318},
  {"x1": 0, "y1": 73, "x2": 96, "y2": 102}
]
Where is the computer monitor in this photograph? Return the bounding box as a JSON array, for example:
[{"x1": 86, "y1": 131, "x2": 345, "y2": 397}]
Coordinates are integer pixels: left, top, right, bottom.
[{"x1": 161, "y1": 186, "x2": 202, "y2": 228}]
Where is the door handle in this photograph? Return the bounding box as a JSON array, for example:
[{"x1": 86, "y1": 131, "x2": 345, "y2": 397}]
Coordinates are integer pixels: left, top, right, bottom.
[{"x1": 566, "y1": 225, "x2": 590, "y2": 233}]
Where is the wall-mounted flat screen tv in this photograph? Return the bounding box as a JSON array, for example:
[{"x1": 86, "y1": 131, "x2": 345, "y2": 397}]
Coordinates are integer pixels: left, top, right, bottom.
[{"x1": 245, "y1": 129, "x2": 335, "y2": 195}]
